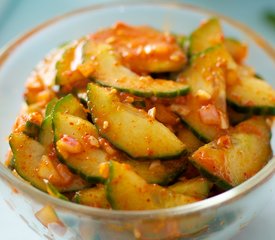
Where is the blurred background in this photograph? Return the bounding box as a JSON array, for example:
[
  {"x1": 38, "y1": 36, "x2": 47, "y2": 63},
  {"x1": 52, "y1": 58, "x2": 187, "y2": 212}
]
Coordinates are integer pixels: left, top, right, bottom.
[
  {"x1": 0, "y1": 0, "x2": 275, "y2": 239},
  {"x1": 1, "y1": 0, "x2": 275, "y2": 48}
]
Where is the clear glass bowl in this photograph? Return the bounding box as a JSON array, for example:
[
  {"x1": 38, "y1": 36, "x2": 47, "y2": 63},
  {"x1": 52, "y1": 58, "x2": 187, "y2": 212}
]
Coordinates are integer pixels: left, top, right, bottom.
[{"x1": 1, "y1": 2, "x2": 275, "y2": 240}]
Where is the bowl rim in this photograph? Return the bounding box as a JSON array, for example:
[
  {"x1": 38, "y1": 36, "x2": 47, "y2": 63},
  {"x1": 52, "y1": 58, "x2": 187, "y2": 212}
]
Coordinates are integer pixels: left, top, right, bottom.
[{"x1": 1, "y1": 0, "x2": 275, "y2": 220}]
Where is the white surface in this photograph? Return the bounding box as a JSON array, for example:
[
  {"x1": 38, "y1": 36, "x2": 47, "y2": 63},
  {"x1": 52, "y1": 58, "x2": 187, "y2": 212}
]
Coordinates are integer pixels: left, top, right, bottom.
[
  {"x1": 0, "y1": 201, "x2": 38, "y2": 239},
  {"x1": 0, "y1": 1, "x2": 275, "y2": 239}
]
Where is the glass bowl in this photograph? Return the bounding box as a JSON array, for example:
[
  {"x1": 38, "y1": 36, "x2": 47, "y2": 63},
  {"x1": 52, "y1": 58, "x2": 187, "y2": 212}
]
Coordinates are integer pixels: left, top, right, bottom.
[{"x1": 1, "y1": 2, "x2": 275, "y2": 240}]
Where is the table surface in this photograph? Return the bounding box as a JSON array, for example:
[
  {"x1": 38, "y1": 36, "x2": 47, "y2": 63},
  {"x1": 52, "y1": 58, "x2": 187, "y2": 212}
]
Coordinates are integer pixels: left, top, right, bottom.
[{"x1": 1, "y1": 0, "x2": 275, "y2": 239}]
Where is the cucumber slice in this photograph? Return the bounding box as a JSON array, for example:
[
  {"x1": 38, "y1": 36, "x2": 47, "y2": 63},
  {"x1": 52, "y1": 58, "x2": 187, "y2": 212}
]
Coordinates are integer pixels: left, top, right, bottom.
[
  {"x1": 38, "y1": 46, "x2": 67, "y2": 87},
  {"x1": 189, "y1": 18, "x2": 223, "y2": 55},
  {"x1": 55, "y1": 39, "x2": 88, "y2": 92},
  {"x1": 40, "y1": 94, "x2": 86, "y2": 151},
  {"x1": 106, "y1": 161, "x2": 198, "y2": 210},
  {"x1": 176, "y1": 126, "x2": 203, "y2": 153},
  {"x1": 175, "y1": 34, "x2": 188, "y2": 50},
  {"x1": 9, "y1": 133, "x2": 87, "y2": 192},
  {"x1": 132, "y1": 100, "x2": 146, "y2": 109},
  {"x1": 76, "y1": 90, "x2": 88, "y2": 108},
  {"x1": 175, "y1": 101, "x2": 215, "y2": 143},
  {"x1": 91, "y1": 23, "x2": 187, "y2": 73},
  {"x1": 120, "y1": 157, "x2": 187, "y2": 186},
  {"x1": 254, "y1": 73, "x2": 264, "y2": 80},
  {"x1": 227, "y1": 76, "x2": 275, "y2": 115},
  {"x1": 53, "y1": 113, "x2": 109, "y2": 183},
  {"x1": 80, "y1": 41, "x2": 189, "y2": 98},
  {"x1": 73, "y1": 185, "x2": 111, "y2": 208},
  {"x1": 87, "y1": 83, "x2": 186, "y2": 159},
  {"x1": 188, "y1": 45, "x2": 236, "y2": 90},
  {"x1": 6, "y1": 154, "x2": 15, "y2": 170},
  {"x1": 10, "y1": 132, "x2": 46, "y2": 191},
  {"x1": 224, "y1": 38, "x2": 247, "y2": 63},
  {"x1": 45, "y1": 97, "x2": 58, "y2": 118},
  {"x1": 190, "y1": 117, "x2": 272, "y2": 189},
  {"x1": 175, "y1": 45, "x2": 235, "y2": 142},
  {"x1": 23, "y1": 120, "x2": 40, "y2": 139},
  {"x1": 168, "y1": 177, "x2": 212, "y2": 199},
  {"x1": 55, "y1": 40, "x2": 84, "y2": 84},
  {"x1": 45, "y1": 180, "x2": 69, "y2": 201},
  {"x1": 228, "y1": 106, "x2": 251, "y2": 126},
  {"x1": 24, "y1": 47, "x2": 64, "y2": 105},
  {"x1": 54, "y1": 94, "x2": 87, "y2": 119},
  {"x1": 39, "y1": 116, "x2": 54, "y2": 151}
]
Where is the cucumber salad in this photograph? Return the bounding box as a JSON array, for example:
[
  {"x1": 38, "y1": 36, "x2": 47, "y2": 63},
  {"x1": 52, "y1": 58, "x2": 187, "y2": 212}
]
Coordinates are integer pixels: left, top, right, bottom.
[{"x1": 7, "y1": 19, "x2": 275, "y2": 210}]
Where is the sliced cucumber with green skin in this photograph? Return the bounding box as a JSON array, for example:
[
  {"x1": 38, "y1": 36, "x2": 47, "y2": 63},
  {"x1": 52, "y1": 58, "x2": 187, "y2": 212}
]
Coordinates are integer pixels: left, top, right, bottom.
[
  {"x1": 45, "y1": 97, "x2": 58, "y2": 118},
  {"x1": 39, "y1": 98, "x2": 58, "y2": 151},
  {"x1": 189, "y1": 18, "x2": 223, "y2": 55},
  {"x1": 131, "y1": 100, "x2": 146, "y2": 109},
  {"x1": 24, "y1": 47, "x2": 65, "y2": 104},
  {"x1": 39, "y1": 116, "x2": 54, "y2": 152},
  {"x1": 228, "y1": 106, "x2": 251, "y2": 126},
  {"x1": 23, "y1": 120, "x2": 40, "y2": 139},
  {"x1": 55, "y1": 40, "x2": 84, "y2": 84},
  {"x1": 190, "y1": 117, "x2": 272, "y2": 189},
  {"x1": 45, "y1": 180, "x2": 69, "y2": 201},
  {"x1": 10, "y1": 132, "x2": 47, "y2": 191},
  {"x1": 254, "y1": 73, "x2": 264, "y2": 80},
  {"x1": 55, "y1": 39, "x2": 88, "y2": 92},
  {"x1": 175, "y1": 34, "x2": 188, "y2": 51},
  {"x1": 189, "y1": 44, "x2": 236, "y2": 90},
  {"x1": 73, "y1": 185, "x2": 111, "y2": 208},
  {"x1": 87, "y1": 83, "x2": 186, "y2": 159},
  {"x1": 40, "y1": 94, "x2": 86, "y2": 151},
  {"x1": 76, "y1": 90, "x2": 88, "y2": 108},
  {"x1": 40, "y1": 47, "x2": 67, "y2": 86},
  {"x1": 48, "y1": 94, "x2": 108, "y2": 183},
  {"x1": 176, "y1": 126, "x2": 204, "y2": 153},
  {"x1": 176, "y1": 113, "x2": 211, "y2": 143},
  {"x1": 106, "y1": 161, "x2": 198, "y2": 210},
  {"x1": 90, "y1": 23, "x2": 187, "y2": 73},
  {"x1": 7, "y1": 155, "x2": 16, "y2": 170},
  {"x1": 53, "y1": 113, "x2": 109, "y2": 183},
  {"x1": 168, "y1": 177, "x2": 212, "y2": 199},
  {"x1": 9, "y1": 132, "x2": 87, "y2": 192},
  {"x1": 53, "y1": 94, "x2": 87, "y2": 119},
  {"x1": 224, "y1": 37, "x2": 247, "y2": 63},
  {"x1": 120, "y1": 157, "x2": 187, "y2": 186},
  {"x1": 227, "y1": 76, "x2": 275, "y2": 115},
  {"x1": 81, "y1": 41, "x2": 190, "y2": 98},
  {"x1": 175, "y1": 45, "x2": 236, "y2": 142}
]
